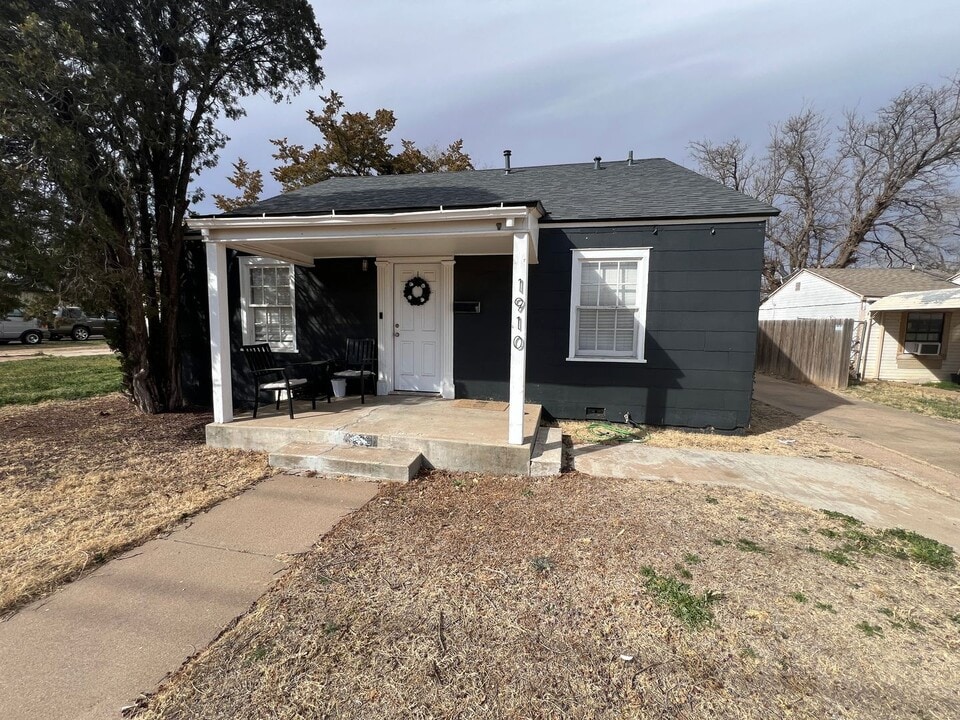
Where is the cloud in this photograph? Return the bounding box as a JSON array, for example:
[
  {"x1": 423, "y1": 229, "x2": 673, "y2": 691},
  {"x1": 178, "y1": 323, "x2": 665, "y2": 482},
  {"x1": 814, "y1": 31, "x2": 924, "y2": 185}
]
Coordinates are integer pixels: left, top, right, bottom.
[{"x1": 192, "y1": 0, "x2": 960, "y2": 212}]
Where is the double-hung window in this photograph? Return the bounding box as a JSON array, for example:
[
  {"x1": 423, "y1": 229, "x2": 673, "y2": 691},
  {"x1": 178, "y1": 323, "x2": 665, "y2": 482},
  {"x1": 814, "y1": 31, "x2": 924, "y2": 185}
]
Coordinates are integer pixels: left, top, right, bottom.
[
  {"x1": 902, "y1": 311, "x2": 945, "y2": 356},
  {"x1": 239, "y1": 257, "x2": 297, "y2": 352},
  {"x1": 904, "y1": 312, "x2": 945, "y2": 345},
  {"x1": 568, "y1": 248, "x2": 650, "y2": 362}
]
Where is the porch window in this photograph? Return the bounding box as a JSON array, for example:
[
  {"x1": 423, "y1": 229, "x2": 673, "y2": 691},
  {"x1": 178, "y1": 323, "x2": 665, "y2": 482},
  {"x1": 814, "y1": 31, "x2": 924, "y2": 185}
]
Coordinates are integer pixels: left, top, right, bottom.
[
  {"x1": 567, "y1": 248, "x2": 650, "y2": 362},
  {"x1": 239, "y1": 257, "x2": 297, "y2": 352}
]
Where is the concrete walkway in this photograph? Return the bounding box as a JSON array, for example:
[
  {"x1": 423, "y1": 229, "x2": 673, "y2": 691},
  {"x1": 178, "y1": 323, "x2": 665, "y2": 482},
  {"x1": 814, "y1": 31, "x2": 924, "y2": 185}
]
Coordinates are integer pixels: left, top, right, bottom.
[
  {"x1": 0, "y1": 342, "x2": 114, "y2": 363},
  {"x1": 573, "y1": 444, "x2": 960, "y2": 549},
  {"x1": 0, "y1": 474, "x2": 378, "y2": 720},
  {"x1": 754, "y1": 374, "x2": 960, "y2": 479}
]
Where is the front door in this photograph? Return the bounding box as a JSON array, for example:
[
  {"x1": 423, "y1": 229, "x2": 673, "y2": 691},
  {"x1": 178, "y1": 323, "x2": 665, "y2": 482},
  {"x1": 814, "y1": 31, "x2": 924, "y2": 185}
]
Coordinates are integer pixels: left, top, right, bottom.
[{"x1": 394, "y1": 262, "x2": 441, "y2": 392}]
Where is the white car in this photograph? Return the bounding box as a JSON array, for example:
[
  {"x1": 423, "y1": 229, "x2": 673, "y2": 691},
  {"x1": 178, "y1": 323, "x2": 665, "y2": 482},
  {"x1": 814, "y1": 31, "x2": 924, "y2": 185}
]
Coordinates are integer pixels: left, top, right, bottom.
[{"x1": 0, "y1": 309, "x2": 47, "y2": 345}]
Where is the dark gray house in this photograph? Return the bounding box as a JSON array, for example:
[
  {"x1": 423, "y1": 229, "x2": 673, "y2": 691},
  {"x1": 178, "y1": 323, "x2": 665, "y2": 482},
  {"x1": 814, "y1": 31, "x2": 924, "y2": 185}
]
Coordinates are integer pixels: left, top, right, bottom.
[{"x1": 187, "y1": 156, "x2": 778, "y2": 444}]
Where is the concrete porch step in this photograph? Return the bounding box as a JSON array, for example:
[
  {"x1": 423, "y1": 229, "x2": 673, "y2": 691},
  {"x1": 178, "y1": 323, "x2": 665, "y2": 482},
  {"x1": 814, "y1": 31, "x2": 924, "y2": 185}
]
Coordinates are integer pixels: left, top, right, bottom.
[
  {"x1": 530, "y1": 425, "x2": 564, "y2": 476},
  {"x1": 269, "y1": 442, "x2": 422, "y2": 482}
]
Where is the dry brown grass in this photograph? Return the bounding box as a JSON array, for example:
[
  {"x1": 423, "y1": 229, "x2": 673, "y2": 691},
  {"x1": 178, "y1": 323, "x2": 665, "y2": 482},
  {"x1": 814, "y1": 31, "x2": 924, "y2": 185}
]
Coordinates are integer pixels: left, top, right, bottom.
[
  {"x1": 840, "y1": 380, "x2": 960, "y2": 422},
  {"x1": 0, "y1": 394, "x2": 272, "y2": 615},
  {"x1": 562, "y1": 401, "x2": 874, "y2": 467},
  {"x1": 139, "y1": 471, "x2": 959, "y2": 720}
]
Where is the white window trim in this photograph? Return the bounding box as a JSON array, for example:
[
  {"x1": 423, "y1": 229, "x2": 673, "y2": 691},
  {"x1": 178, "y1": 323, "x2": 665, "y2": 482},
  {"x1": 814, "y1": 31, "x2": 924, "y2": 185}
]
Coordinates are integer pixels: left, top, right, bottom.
[
  {"x1": 567, "y1": 247, "x2": 650, "y2": 363},
  {"x1": 238, "y1": 256, "x2": 298, "y2": 353}
]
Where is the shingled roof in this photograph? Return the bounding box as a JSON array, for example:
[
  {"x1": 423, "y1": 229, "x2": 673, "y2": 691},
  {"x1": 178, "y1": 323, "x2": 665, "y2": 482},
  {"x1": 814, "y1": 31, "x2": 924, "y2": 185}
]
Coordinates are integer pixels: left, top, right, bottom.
[
  {"x1": 808, "y1": 268, "x2": 958, "y2": 297},
  {"x1": 220, "y1": 158, "x2": 779, "y2": 223}
]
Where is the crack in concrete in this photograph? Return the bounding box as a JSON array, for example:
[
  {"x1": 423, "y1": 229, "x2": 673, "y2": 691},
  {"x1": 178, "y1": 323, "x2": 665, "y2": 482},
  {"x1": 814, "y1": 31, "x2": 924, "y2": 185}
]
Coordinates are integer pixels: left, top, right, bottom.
[
  {"x1": 336, "y1": 404, "x2": 382, "y2": 434},
  {"x1": 166, "y1": 537, "x2": 281, "y2": 559}
]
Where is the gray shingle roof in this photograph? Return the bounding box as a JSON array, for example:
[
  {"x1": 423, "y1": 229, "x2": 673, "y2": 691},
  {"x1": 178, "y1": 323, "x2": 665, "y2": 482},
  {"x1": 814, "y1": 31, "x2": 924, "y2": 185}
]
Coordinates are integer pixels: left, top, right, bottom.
[
  {"x1": 808, "y1": 268, "x2": 957, "y2": 297},
  {"x1": 221, "y1": 158, "x2": 779, "y2": 222}
]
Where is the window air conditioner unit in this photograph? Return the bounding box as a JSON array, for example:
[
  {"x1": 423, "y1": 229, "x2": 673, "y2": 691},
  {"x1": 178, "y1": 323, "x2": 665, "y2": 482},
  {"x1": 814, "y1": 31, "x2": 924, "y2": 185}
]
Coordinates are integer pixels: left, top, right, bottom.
[{"x1": 904, "y1": 341, "x2": 941, "y2": 356}]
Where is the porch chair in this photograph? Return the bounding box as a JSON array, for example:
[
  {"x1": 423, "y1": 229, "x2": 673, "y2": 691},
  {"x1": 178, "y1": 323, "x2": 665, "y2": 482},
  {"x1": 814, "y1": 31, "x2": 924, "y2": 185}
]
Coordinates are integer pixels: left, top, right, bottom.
[
  {"x1": 332, "y1": 338, "x2": 377, "y2": 403},
  {"x1": 240, "y1": 343, "x2": 331, "y2": 419}
]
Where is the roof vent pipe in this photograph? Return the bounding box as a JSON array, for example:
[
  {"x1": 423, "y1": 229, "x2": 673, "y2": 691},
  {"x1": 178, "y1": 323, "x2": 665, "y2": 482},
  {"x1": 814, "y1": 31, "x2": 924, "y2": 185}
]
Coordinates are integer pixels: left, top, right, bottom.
[
  {"x1": 503, "y1": 149, "x2": 512, "y2": 174},
  {"x1": 627, "y1": 150, "x2": 634, "y2": 166},
  {"x1": 594, "y1": 156, "x2": 602, "y2": 170}
]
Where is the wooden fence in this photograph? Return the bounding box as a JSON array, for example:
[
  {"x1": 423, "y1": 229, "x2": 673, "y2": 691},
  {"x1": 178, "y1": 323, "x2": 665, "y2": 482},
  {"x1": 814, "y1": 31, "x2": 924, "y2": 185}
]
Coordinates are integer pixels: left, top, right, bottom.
[{"x1": 756, "y1": 319, "x2": 855, "y2": 389}]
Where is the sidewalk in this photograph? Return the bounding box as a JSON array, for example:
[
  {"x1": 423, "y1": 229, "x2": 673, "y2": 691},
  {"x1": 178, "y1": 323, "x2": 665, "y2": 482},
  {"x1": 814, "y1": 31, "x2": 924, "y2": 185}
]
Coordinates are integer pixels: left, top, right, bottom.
[
  {"x1": 0, "y1": 342, "x2": 114, "y2": 363},
  {"x1": 754, "y1": 374, "x2": 960, "y2": 495},
  {"x1": 0, "y1": 474, "x2": 378, "y2": 720}
]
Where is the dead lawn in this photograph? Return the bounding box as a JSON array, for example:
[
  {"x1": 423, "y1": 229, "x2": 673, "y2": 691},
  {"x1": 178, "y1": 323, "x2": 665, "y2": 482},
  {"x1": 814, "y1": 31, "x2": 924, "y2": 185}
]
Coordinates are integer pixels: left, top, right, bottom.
[
  {"x1": 840, "y1": 380, "x2": 960, "y2": 422},
  {"x1": 138, "y1": 471, "x2": 959, "y2": 720},
  {"x1": 562, "y1": 401, "x2": 874, "y2": 467},
  {"x1": 0, "y1": 394, "x2": 271, "y2": 615}
]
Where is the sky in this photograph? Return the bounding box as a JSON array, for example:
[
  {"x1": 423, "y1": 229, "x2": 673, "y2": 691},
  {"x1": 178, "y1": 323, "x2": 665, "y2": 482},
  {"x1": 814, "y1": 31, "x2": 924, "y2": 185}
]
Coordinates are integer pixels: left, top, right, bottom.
[{"x1": 193, "y1": 0, "x2": 960, "y2": 212}]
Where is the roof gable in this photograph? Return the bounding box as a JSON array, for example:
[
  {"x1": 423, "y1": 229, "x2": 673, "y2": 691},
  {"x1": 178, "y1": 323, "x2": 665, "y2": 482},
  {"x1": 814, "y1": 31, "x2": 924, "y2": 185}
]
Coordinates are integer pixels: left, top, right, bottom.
[{"x1": 220, "y1": 158, "x2": 779, "y2": 223}]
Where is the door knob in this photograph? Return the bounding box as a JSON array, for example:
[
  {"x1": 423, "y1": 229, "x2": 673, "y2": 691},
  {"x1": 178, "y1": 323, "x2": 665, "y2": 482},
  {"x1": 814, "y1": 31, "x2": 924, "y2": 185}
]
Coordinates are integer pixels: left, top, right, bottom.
[{"x1": 394, "y1": 332, "x2": 399, "y2": 337}]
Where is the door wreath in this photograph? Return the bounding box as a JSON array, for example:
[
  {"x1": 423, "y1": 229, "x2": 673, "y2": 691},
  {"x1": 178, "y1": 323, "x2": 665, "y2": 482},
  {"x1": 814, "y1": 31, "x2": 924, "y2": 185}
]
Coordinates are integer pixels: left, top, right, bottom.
[{"x1": 403, "y1": 276, "x2": 431, "y2": 306}]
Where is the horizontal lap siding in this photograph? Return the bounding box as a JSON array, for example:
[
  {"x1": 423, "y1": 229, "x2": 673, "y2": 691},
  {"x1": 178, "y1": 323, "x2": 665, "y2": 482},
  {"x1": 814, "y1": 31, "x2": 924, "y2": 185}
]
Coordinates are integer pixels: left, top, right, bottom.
[
  {"x1": 531, "y1": 224, "x2": 764, "y2": 430},
  {"x1": 452, "y1": 223, "x2": 766, "y2": 430},
  {"x1": 759, "y1": 271, "x2": 864, "y2": 321},
  {"x1": 866, "y1": 311, "x2": 960, "y2": 383},
  {"x1": 453, "y1": 256, "x2": 512, "y2": 400}
]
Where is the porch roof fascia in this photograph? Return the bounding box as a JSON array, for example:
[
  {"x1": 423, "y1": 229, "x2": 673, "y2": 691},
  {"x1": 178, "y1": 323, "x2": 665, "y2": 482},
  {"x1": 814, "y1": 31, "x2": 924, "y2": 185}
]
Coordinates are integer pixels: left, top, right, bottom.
[{"x1": 189, "y1": 205, "x2": 541, "y2": 266}]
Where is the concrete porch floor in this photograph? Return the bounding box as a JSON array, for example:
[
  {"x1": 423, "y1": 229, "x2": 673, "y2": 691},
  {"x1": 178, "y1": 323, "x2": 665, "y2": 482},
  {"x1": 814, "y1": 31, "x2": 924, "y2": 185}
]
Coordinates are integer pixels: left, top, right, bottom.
[{"x1": 207, "y1": 395, "x2": 543, "y2": 475}]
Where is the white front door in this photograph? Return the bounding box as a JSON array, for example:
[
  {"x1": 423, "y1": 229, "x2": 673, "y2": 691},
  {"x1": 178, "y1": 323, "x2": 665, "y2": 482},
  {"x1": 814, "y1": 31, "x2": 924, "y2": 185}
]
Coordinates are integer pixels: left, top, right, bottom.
[{"x1": 394, "y1": 263, "x2": 442, "y2": 392}]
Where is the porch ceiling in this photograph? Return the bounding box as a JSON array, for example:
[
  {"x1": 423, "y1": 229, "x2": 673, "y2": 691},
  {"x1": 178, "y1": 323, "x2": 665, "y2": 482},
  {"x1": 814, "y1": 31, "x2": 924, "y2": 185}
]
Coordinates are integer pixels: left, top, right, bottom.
[{"x1": 189, "y1": 205, "x2": 540, "y2": 265}]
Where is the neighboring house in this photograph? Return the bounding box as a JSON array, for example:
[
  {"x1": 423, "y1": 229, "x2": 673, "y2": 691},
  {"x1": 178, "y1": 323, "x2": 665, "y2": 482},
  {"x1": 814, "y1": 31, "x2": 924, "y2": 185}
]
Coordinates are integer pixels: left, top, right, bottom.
[
  {"x1": 860, "y1": 287, "x2": 960, "y2": 384},
  {"x1": 185, "y1": 156, "x2": 778, "y2": 439},
  {"x1": 758, "y1": 268, "x2": 958, "y2": 322}
]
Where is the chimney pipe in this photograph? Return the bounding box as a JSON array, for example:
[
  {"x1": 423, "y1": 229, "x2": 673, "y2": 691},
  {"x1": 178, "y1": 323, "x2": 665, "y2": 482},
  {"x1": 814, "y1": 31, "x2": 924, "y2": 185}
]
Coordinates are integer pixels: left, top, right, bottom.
[
  {"x1": 593, "y1": 156, "x2": 602, "y2": 170},
  {"x1": 627, "y1": 150, "x2": 634, "y2": 166},
  {"x1": 503, "y1": 149, "x2": 512, "y2": 174}
]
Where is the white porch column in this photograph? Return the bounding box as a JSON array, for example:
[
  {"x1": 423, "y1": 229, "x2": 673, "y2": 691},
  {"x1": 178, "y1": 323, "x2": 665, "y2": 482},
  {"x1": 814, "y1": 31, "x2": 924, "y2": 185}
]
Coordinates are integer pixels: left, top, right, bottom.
[
  {"x1": 508, "y1": 231, "x2": 529, "y2": 445},
  {"x1": 440, "y1": 259, "x2": 456, "y2": 399},
  {"x1": 206, "y1": 240, "x2": 233, "y2": 423},
  {"x1": 375, "y1": 260, "x2": 393, "y2": 396}
]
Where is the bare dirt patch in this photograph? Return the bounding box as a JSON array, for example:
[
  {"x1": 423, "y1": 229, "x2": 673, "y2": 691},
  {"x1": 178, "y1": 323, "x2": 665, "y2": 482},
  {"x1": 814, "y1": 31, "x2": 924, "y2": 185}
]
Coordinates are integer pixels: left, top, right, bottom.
[
  {"x1": 562, "y1": 401, "x2": 875, "y2": 468},
  {"x1": 138, "y1": 471, "x2": 959, "y2": 720},
  {"x1": 840, "y1": 380, "x2": 960, "y2": 422},
  {"x1": 0, "y1": 394, "x2": 272, "y2": 615}
]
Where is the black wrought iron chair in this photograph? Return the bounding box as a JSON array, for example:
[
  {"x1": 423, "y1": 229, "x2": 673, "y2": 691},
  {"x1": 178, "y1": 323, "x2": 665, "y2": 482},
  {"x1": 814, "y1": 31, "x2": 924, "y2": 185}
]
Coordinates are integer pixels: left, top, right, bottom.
[
  {"x1": 240, "y1": 343, "x2": 331, "y2": 419},
  {"x1": 332, "y1": 338, "x2": 377, "y2": 404}
]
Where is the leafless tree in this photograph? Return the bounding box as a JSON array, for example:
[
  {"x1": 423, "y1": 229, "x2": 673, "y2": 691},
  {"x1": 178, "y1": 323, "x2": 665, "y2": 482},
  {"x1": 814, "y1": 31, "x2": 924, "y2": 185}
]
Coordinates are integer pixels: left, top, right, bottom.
[{"x1": 691, "y1": 75, "x2": 960, "y2": 288}]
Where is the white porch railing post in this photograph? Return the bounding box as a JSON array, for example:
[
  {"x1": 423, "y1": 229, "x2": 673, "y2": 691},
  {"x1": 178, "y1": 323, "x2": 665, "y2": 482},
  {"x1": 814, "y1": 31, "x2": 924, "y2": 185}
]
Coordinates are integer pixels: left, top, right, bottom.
[
  {"x1": 508, "y1": 231, "x2": 529, "y2": 445},
  {"x1": 206, "y1": 240, "x2": 233, "y2": 423}
]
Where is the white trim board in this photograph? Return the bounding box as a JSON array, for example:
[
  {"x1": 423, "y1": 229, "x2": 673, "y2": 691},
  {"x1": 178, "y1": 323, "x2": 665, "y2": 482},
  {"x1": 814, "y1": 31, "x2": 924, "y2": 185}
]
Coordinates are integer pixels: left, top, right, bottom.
[
  {"x1": 237, "y1": 256, "x2": 298, "y2": 353},
  {"x1": 567, "y1": 247, "x2": 651, "y2": 363},
  {"x1": 376, "y1": 257, "x2": 455, "y2": 399},
  {"x1": 543, "y1": 216, "x2": 771, "y2": 229}
]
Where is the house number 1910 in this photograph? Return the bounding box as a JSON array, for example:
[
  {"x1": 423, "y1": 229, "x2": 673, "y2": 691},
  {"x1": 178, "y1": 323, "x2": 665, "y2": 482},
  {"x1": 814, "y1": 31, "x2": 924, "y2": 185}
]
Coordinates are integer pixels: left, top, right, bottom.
[{"x1": 513, "y1": 279, "x2": 525, "y2": 350}]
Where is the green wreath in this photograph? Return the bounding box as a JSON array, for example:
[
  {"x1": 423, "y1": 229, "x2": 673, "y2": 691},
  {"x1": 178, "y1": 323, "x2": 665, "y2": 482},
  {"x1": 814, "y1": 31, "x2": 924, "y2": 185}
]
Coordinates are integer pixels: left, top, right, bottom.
[{"x1": 403, "y1": 276, "x2": 431, "y2": 306}]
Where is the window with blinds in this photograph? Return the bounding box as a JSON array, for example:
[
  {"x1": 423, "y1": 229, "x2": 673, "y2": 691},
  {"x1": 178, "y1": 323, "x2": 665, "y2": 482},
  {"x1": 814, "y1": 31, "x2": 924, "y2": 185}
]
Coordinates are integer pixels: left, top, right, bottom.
[
  {"x1": 239, "y1": 257, "x2": 297, "y2": 351},
  {"x1": 568, "y1": 248, "x2": 650, "y2": 362}
]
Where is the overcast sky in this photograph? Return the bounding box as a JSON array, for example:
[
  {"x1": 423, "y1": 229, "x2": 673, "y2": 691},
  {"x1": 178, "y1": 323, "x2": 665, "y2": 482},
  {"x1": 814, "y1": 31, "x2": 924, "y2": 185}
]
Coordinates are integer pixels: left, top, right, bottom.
[{"x1": 193, "y1": 0, "x2": 959, "y2": 212}]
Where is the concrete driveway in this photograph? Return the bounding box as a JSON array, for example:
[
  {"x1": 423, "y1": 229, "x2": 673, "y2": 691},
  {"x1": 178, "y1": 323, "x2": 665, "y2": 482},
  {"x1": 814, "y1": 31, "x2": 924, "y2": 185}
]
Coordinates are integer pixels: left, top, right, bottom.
[
  {"x1": 574, "y1": 375, "x2": 960, "y2": 549},
  {"x1": 754, "y1": 374, "x2": 960, "y2": 478},
  {"x1": 573, "y1": 444, "x2": 960, "y2": 550}
]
